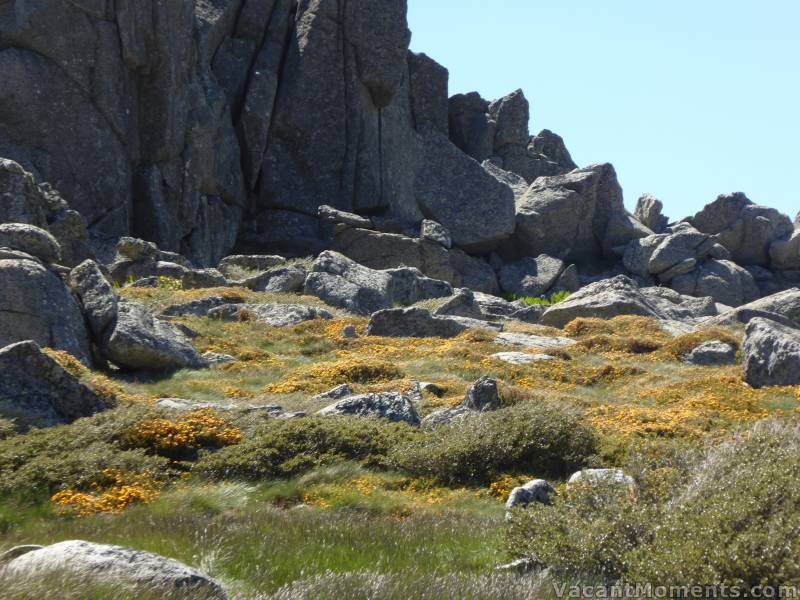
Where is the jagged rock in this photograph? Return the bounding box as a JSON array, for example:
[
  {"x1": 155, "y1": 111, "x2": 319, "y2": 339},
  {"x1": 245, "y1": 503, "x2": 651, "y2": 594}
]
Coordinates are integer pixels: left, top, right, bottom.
[
  {"x1": 312, "y1": 384, "x2": 354, "y2": 403},
  {"x1": 208, "y1": 303, "x2": 332, "y2": 328},
  {"x1": 408, "y1": 52, "x2": 449, "y2": 135},
  {"x1": 116, "y1": 238, "x2": 191, "y2": 266},
  {"x1": 505, "y1": 479, "x2": 556, "y2": 511},
  {"x1": 463, "y1": 376, "x2": 500, "y2": 411},
  {"x1": 499, "y1": 255, "x2": 564, "y2": 297},
  {"x1": 0, "y1": 341, "x2": 107, "y2": 431},
  {"x1": 0, "y1": 540, "x2": 228, "y2": 599},
  {"x1": 0, "y1": 223, "x2": 61, "y2": 264},
  {"x1": 0, "y1": 258, "x2": 92, "y2": 364},
  {"x1": 415, "y1": 132, "x2": 516, "y2": 252},
  {"x1": 419, "y1": 219, "x2": 452, "y2": 249},
  {"x1": 161, "y1": 296, "x2": 244, "y2": 319},
  {"x1": 218, "y1": 255, "x2": 287, "y2": 278},
  {"x1": 491, "y1": 352, "x2": 556, "y2": 365},
  {"x1": 671, "y1": 259, "x2": 760, "y2": 307},
  {"x1": 510, "y1": 164, "x2": 634, "y2": 262},
  {"x1": 743, "y1": 318, "x2": 800, "y2": 387},
  {"x1": 318, "y1": 205, "x2": 373, "y2": 229},
  {"x1": 333, "y1": 227, "x2": 497, "y2": 293},
  {"x1": 634, "y1": 194, "x2": 669, "y2": 233},
  {"x1": 304, "y1": 251, "x2": 452, "y2": 315},
  {"x1": 530, "y1": 129, "x2": 577, "y2": 172},
  {"x1": 365, "y1": 307, "x2": 495, "y2": 338},
  {"x1": 496, "y1": 331, "x2": 576, "y2": 349},
  {"x1": 682, "y1": 340, "x2": 737, "y2": 366},
  {"x1": 448, "y1": 92, "x2": 494, "y2": 162},
  {"x1": 0, "y1": 159, "x2": 91, "y2": 266},
  {"x1": 240, "y1": 265, "x2": 307, "y2": 293},
  {"x1": 708, "y1": 289, "x2": 800, "y2": 327},
  {"x1": 68, "y1": 260, "x2": 118, "y2": 339},
  {"x1": 623, "y1": 223, "x2": 721, "y2": 283},
  {"x1": 603, "y1": 212, "x2": 653, "y2": 257},
  {"x1": 101, "y1": 302, "x2": 204, "y2": 371},
  {"x1": 770, "y1": 230, "x2": 800, "y2": 271},
  {"x1": 317, "y1": 392, "x2": 420, "y2": 426},
  {"x1": 482, "y1": 161, "x2": 530, "y2": 199},
  {"x1": 690, "y1": 192, "x2": 793, "y2": 266}
]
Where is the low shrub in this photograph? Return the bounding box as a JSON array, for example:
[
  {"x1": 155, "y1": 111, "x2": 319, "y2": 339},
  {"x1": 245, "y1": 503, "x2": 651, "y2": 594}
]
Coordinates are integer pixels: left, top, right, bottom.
[
  {"x1": 197, "y1": 417, "x2": 418, "y2": 480},
  {"x1": 391, "y1": 402, "x2": 598, "y2": 485},
  {"x1": 504, "y1": 290, "x2": 572, "y2": 306}
]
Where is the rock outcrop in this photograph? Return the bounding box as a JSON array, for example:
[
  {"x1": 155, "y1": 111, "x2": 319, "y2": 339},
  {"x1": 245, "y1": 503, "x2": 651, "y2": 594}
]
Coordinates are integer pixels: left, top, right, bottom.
[{"x1": 743, "y1": 317, "x2": 800, "y2": 387}]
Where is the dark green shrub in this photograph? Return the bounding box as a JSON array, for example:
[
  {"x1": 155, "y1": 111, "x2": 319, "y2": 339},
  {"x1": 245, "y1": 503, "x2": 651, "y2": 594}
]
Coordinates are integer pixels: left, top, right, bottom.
[
  {"x1": 0, "y1": 405, "x2": 169, "y2": 501},
  {"x1": 391, "y1": 402, "x2": 598, "y2": 485},
  {"x1": 197, "y1": 417, "x2": 418, "y2": 480}
]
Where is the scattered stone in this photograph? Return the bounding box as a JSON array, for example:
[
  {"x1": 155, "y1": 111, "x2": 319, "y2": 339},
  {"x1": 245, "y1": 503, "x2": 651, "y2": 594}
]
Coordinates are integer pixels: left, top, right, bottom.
[
  {"x1": 365, "y1": 307, "x2": 498, "y2": 338},
  {"x1": 0, "y1": 341, "x2": 108, "y2": 431},
  {"x1": 463, "y1": 376, "x2": 500, "y2": 411},
  {"x1": 317, "y1": 392, "x2": 420, "y2": 426},
  {"x1": 0, "y1": 540, "x2": 228, "y2": 599},
  {"x1": 419, "y1": 219, "x2": 452, "y2": 249},
  {"x1": 208, "y1": 303, "x2": 332, "y2": 327},
  {"x1": 0, "y1": 223, "x2": 61, "y2": 264},
  {"x1": 682, "y1": 340, "x2": 737, "y2": 366},
  {"x1": 491, "y1": 352, "x2": 556, "y2": 365},
  {"x1": 495, "y1": 332, "x2": 575, "y2": 349},
  {"x1": 743, "y1": 317, "x2": 800, "y2": 387},
  {"x1": 101, "y1": 302, "x2": 205, "y2": 371},
  {"x1": 312, "y1": 384, "x2": 354, "y2": 403},
  {"x1": 161, "y1": 296, "x2": 244, "y2": 319}
]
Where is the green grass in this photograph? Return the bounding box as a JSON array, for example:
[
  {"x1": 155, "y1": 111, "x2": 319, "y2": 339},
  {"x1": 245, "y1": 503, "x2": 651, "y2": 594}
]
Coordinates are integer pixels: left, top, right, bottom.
[{"x1": 502, "y1": 290, "x2": 572, "y2": 306}]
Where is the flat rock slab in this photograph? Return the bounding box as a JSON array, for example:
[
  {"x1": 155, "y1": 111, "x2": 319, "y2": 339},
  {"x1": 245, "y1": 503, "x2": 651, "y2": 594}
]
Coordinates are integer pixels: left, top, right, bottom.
[
  {"x1": 491, "y1": 352, "x2": 557, "y2": 365},
  {"x1": 208, "y1": 303, "x2": 332, "y2": 327},
  {"x1": 495, "y1": 332, "x2": 575, "y2": 349}
]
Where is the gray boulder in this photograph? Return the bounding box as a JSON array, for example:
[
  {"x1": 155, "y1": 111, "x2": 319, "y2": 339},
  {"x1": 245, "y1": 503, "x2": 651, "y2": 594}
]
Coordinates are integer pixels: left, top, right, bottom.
[
  {"x1": 0, "y1": 223, "x2": 61, "y2": 264},
  {"x1": 101, "y1": 302, "x2": 204, "y2": 371},
  {"x1": 634, "y1": 193, "x2": 669, "y2": 233},
  {"x1": 505, "y1": 479, "x2": 556, "y2": 511},
  {"x1": 419, "y1": 219, "x2": 452, "y2": 249},
  {"x1": 708, "y1": 288, "x2": 800, "y2": 327},
  {"x1": 68, "y1": 260, "x2": 118, "y2": 339},
  {"x1": 511, "y1": 164, "x2": 637, "y2": 262},
  {"x1": 208, "y1": 303, "x2": 332, "y2": 328},
  {"x1": 0, "y1": 341, "x2": 107, "y2": 431},
  {"x1": 317, "y1": 392, "x2": 420, "y2": 426},
  {"x1": 421, "y1": 405, "x2": 470, "y2": 428},
  {"x1": 568, "y1": 469, "x2": 637, "y2": 493},
  {"x1": 769, "y1": 230, "x2": 800, "y2": 271},
  {"x1": 743, "y1": 318, "x2": 800, "y2": 387},
  {"x1": 240, "y1": 265, "x2": 307, "y2": 293},
  {"x1": 671, "y1": 259, "x2": 760, "y2": 307},
  {"x1": 0, "y1": 540, "x2": 227, "y2": 599},
  {"x1": 161, "y1": 296, "x2": 244, "y2": 319},
  {"x1": 415, "y1": 131, "x2": 516, "y2": 252},
  {"x1": 312, "y1": 384, "x2": 354, "y2": 403},
  {"x1": 463, "y1": 376, "x2": 500, "y2": 411},
  {"x1": 690, "y1": 192, "x2": 793, "y2": 266},
  {"x1": 496, "y1": 331, "x2": 576, "y2": 349},
  {"x1": 304, "y1": 251, "x2": 452, "y2": 315},
  {"x1": 499, "y1": 254, "x2": 564, "y2": 297},
  {"x1": 365, "y1": 307, "x2": 494, "y2": 338},
  {"x1": 0, "y1": 258, "x2": 92, "y2": 364},
  {"x1": 682, "y1": 340, "x2": 737, "y2": 366},
  {"x1": 408, "y1": 52, "x2": 449, "y2": 135},
  {"x1": 180, "y1": 268, "x2": 228, "y2": 290},
  {"x1": 333, "y1": 227, "x2": 497, "y2": 293},
  {"x1": 318, "y1": 205, "x2": 373, "y2": 229}
]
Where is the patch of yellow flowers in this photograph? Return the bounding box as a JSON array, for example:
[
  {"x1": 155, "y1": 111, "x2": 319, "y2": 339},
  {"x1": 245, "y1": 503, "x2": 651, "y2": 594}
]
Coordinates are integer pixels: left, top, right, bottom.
[
  {"x1": 126, "y1": 409, "x2": 242, "y2": 455},
  {"x1": 264, "y1": 358, "x2": 404, "y2": 394},
  {"x1": 52, "y1": 469, "x2": 161, "y2": 517}
]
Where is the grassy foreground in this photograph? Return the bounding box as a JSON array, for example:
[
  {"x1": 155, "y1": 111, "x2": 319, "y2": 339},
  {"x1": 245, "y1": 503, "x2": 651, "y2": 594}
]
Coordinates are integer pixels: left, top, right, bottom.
[{"x1": 1, "y1": 281, "x2": 799, "y2": 597}]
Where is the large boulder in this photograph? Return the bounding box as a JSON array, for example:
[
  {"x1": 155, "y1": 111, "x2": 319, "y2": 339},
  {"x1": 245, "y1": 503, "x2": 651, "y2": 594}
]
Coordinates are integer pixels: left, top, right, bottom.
[
  {"x1": 462, "y1": 376, "x2": 500, "y2": 411},
  {"x1": 505, "y1": 479, "x2": 556, "y2": 511},
  {"x1": 0, "y1": 540, "x2": 227, "y2": 599},
  {"x1": 303, "y1": 251, "x2": 452, "y2": 315},
  {"x1": 332, "y1": 227, "x2": 498, "y2": 293},
  {"x1": 634, "y1": 193, "x2": 668, "y2": 233},
  {"x1": 510, "y1": 164, "x2": 645, "y2": 262},
  {"x1": 743, "y1": 318, "x2": 800, "y2": 387},
  {"x1": 708, "y1": 288, "x2": 800, "y2": 327},
  {"x1": 769, "y1": 230, "x2": 800, "y2": 271},
  {"x1": 0, "y1": 223, "x2": 61, "y2": 264},
  {"x1": 682, "y1": 340, "x2": 737, "y2": 366},
  {"x1": 0, "y1": 258, "x2": 92, "y2": 364},
  {"x1": 238, "y1": 265, "x2": 307, "y2": 293},
  {"x1": 689, "y1": 193, "x2": 793, "y2": 266},
  {"x1": 671, "y1": 259, "x2": 760, "y2": 307},
  {"x1": 498, "y1": 254, "x2": 564, "y2": 297},
  {"x1": 415, "y1": 131, "x2": 515, "y2": 252},
  {"x1": 317, "y1": 392, "x2": 420, "y2": 426},
  {"x1": 68, "y1": 260, "x2": 118, "y2": 339},
  {"x1": 0, "y1": 341, "x2": 107, "y2": 431},
  {"x1": 101, "y1": 302, "x2": 204, "y2": 371}
]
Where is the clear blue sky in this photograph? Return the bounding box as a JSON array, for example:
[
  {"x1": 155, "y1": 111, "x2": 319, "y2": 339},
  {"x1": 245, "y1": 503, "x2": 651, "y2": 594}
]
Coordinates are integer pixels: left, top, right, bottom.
[{"x1": 408, "y1": 0, "x2": 799, "y2": 221}]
